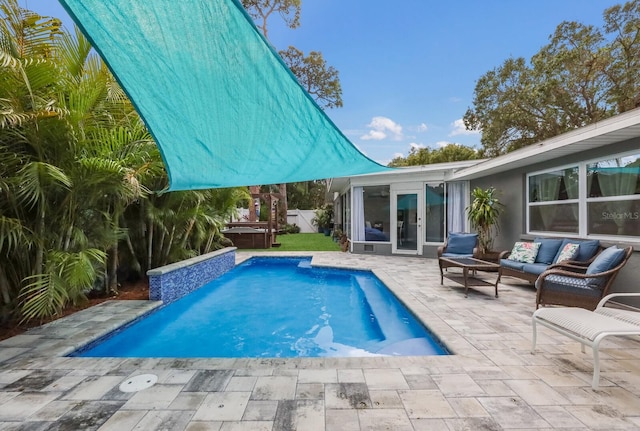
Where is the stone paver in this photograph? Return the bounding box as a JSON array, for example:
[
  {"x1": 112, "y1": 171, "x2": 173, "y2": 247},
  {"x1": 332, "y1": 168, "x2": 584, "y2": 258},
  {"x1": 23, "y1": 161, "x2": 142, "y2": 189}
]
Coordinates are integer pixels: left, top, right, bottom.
[{"x1": 0, "y1": 251, "x2": 639, "y2": 429}]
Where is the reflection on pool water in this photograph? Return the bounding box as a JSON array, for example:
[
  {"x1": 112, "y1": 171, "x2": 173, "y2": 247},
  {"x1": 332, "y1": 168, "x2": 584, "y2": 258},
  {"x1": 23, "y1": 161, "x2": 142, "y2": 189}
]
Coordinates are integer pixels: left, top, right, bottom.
[{"x1": 73, "y1": 257, "x2": 449, "y2": 358}]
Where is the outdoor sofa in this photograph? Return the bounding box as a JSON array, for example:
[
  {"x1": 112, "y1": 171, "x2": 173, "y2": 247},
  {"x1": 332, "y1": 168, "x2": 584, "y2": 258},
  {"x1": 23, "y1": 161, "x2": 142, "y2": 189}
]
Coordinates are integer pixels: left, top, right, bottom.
[{"x1": 497, "y1": 237, "x2": 602, "y2": 285}]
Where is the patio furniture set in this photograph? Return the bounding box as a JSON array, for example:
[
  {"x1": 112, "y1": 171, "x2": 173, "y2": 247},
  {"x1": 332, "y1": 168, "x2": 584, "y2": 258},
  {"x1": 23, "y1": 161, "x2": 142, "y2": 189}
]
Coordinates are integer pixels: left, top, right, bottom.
[
  {"x1": 437, "y1": 233, "x2": 633, "y2": 309},
  {"x1": 438, "y1": 232, "x2": 638, "y2": 389}
]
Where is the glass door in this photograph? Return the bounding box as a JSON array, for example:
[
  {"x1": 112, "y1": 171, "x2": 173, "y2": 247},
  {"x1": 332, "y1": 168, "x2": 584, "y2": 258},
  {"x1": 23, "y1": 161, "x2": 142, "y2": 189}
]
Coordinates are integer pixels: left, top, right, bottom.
[{"x1": 393, "y1": 191, "x2": 422, "y2": 254}]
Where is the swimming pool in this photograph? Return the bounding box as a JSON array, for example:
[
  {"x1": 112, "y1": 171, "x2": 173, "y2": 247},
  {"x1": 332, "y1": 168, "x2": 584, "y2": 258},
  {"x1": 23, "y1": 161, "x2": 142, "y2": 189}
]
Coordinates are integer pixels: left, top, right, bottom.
[{"x1": 74, "y1": 257, "x2": 448, "y2": 358}]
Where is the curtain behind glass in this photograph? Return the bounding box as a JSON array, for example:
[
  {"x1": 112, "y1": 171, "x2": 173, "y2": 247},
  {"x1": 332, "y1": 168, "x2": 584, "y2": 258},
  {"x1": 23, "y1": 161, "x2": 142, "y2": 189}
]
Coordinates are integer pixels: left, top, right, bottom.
[
  {"x1": 352, "y1": 187, "x2": 365, "y2": 241},
  {"x1": 446, "y1": 182, "x2": 467, "y2": 233}
]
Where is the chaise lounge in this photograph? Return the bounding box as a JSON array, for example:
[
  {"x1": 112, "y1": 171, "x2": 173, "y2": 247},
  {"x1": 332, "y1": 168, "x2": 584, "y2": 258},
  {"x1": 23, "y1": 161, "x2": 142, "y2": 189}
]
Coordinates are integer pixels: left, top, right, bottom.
[{"x1": 532, "y1": 292, "x2": 640, "y2": 389}]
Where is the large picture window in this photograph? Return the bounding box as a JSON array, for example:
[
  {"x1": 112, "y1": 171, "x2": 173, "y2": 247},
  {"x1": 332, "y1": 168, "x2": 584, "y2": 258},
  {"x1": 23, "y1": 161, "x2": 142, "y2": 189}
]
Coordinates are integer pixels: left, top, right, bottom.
[
  {"x1": 528, "y1": 167, "x2": 579, "y2": 233},
  {"x1": 527, "y1": 152, "x2": 640, "y2": 238},
  {"x1": 587, "y1": 155, "x2": 640, "y2": 236}
]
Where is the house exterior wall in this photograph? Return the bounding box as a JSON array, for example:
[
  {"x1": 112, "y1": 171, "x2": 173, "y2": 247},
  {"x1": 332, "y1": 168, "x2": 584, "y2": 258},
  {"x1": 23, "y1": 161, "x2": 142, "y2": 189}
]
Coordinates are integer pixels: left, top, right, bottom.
[{"x1": 470, "y1": 137, "x2": 640, "y2": 295}]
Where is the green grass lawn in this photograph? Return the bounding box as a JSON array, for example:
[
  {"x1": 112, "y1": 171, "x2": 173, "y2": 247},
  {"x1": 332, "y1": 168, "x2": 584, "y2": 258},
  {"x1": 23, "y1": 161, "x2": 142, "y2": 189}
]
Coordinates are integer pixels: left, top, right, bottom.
[{"x1": 238, "y1": 232, "x2": 340, "y2": 252}]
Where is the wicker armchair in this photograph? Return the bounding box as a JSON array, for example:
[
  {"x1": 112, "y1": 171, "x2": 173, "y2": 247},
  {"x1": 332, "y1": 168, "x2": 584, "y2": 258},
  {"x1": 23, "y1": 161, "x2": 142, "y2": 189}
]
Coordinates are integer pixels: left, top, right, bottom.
[
  {"x1": 535, "y1": 246, "x2": 633, "y2": 310},
  {"x1": 437, "y1": 232, "x2": 479, "y2": 258}
]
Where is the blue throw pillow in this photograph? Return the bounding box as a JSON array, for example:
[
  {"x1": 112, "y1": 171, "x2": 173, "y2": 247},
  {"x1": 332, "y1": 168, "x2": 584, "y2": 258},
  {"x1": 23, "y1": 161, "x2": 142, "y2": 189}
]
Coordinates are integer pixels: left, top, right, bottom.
[
  {"x1": 446, "y1": 232, "x2": 478, "y2": 255},
  {"x1": 586, "y1": 246, "x2": 626, "y2": 286},
  {"x1": 575, "y1": 240, "x2": 600, "y2": 262},
  {"x1": 534, "y1": 238, "x2": 563, "y2": 264}
]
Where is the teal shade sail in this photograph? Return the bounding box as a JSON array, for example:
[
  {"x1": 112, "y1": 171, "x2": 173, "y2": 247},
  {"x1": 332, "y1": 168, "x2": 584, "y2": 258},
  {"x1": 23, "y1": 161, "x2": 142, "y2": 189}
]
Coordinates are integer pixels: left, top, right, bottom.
[{"x1": 58, "y1": 0, "x2": 390, "y2": 191}]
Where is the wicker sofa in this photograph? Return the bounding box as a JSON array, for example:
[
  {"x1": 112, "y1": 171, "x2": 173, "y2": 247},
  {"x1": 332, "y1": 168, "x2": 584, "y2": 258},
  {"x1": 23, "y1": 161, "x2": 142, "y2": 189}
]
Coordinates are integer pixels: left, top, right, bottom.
[{"x1": 497, "y1": 238, "x2": 602, "y2": 284}]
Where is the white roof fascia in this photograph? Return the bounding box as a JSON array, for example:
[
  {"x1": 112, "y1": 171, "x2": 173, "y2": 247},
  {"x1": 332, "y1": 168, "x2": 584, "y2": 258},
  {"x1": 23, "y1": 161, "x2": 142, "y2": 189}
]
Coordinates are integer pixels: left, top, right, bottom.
[
  {"x1": 449, "y1": 108, "x2": 640, "y2": 181},
  {"x1": 328, "y1": 159, "x2": 483, "y2": 192}
]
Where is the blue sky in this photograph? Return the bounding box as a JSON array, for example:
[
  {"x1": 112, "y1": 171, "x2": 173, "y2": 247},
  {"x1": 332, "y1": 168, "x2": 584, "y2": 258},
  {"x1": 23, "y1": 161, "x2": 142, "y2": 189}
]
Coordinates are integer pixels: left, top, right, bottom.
[{"x1": 20, "y1": 0, "x2": 622, "y2": 164}]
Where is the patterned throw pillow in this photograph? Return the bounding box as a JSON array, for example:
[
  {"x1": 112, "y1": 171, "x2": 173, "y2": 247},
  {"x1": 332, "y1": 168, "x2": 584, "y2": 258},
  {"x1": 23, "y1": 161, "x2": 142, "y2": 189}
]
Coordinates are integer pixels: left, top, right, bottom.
[
  {"x1": 508, "y1": 242, "x2": 541, "y2": 264},
  {"x1": 556, "y1": 243, "x2": 579, "y2": 263}
]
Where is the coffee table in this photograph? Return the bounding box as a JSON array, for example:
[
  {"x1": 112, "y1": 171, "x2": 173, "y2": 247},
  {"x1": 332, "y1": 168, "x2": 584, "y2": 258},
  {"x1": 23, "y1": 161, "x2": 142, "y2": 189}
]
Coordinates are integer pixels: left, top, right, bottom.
[{"x1": 438, "y1": 256, "x2": 501, "y2": 298}]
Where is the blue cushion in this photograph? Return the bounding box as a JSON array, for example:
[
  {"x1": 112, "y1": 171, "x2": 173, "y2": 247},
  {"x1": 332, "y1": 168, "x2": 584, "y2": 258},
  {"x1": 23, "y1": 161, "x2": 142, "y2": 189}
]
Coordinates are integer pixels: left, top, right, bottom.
[
  {"x1": 446, "y1": 232, "x2": 477, "y2": 255},
  {"x1": 575, "y1": 240, "x2": 600, "y2": 262},
  {"x1": 538, "y1": 275, "x2": 602, "y2": 297},
  {"x1": 500, "y1": 259, "x2": 525, "y2": 271},
  {"x1": 586, "y1": 246, "x2": 625, "y2": 274},
  {"x1": 522, "y1": 263, "x2": 549, "y2": 276},
  {"x1": 585, "y1": 246, "x2": 626, "y2": 287},
  {"x1": 442, "y1": 252, "x2": 473, "y2": 258},
  {"x1": 534, "y1": 238, "x2": 563, "y2": 264}
]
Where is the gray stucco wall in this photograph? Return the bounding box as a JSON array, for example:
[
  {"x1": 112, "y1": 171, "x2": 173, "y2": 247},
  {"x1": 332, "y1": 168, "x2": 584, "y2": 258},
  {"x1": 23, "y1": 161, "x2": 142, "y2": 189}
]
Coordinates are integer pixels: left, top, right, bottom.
[
  {"x1": 352, "y1": 242, "x2": 393, "y2": 255},
  {"x1": 469, "y1": 137, "x2": 640, "y2": 297}
]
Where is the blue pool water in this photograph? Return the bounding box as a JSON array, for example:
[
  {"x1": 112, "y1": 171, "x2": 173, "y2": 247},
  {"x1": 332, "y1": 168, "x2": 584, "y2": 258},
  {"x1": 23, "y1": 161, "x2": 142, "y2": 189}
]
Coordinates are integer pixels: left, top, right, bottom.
[{"x1": 74, "y1": 257, "x2": 448, "y2": 358}]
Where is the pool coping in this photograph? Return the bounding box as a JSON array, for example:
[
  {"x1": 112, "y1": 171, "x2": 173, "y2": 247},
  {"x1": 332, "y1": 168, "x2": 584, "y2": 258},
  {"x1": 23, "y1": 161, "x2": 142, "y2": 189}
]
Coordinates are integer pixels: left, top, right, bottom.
[{"x1": 0, "y1": 252, "x2": 478, "y2": 367}]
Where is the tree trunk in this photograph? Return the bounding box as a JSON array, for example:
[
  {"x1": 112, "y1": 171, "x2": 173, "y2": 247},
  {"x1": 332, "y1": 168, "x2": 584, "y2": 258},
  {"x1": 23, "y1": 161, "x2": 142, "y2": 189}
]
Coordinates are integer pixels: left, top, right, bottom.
[
  {"x1": 278, "y1": 183, "x2": 288, "y2": 225},
  {"x1": 0, "y1": 265, "x2": 12, "y2": 305},
  {"x1": 147, "y1": 219, "x2": 154, "y2": 271},
  {"x1": 33, "y1": 202, "x2": 46, "y2": 276},
  {"x1": 107, "y1": 244, "x2": 118, "y2": 294}
]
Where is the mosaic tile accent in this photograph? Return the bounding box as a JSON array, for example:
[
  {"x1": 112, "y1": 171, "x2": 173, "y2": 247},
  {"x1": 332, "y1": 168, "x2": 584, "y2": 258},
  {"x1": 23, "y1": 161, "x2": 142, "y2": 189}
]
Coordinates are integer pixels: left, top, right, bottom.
[{"x1": 148, "y1": 248, "x2": 236, "y2": 303}]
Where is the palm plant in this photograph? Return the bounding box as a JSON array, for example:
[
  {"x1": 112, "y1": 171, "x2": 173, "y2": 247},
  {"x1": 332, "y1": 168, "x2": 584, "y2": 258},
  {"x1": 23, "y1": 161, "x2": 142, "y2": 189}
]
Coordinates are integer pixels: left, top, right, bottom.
[{"x1": 466, "y1": 187, "x2": 505, "y2": 254}]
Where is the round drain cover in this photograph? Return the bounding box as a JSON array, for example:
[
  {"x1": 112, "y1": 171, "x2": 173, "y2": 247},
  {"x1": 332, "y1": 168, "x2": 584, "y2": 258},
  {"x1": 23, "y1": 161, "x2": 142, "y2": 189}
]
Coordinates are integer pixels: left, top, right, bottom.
[{"x1": 119, "y1": 374, "x2": 158, "y2": 393}]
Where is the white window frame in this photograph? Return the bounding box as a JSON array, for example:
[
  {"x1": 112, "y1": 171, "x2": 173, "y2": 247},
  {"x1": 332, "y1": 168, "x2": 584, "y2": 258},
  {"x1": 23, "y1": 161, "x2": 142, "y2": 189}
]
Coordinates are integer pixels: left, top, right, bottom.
[{"x1": 526, "y1": 150, "x2": 640, "y2": 241}]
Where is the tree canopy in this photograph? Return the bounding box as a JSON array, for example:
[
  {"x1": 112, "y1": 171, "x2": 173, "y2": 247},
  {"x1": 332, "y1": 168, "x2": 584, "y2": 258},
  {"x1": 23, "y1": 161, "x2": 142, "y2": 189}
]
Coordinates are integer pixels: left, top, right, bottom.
[
  {"x1": 241, "y1": 0, "x2": 342, "y2": 109},
  {"x1": 464, "y1": 0, "x2": 640, "y2": 157},
  {"x1": 388, "y1": 144, "x2": 479, "y2": 167}
]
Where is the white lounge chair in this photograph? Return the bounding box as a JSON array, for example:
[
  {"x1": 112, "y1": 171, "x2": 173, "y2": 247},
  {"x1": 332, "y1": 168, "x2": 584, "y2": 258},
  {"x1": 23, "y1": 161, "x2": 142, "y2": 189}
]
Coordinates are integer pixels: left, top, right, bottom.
[{"x1": 532, "y1": 293, "x2": 640, "y2": 389}]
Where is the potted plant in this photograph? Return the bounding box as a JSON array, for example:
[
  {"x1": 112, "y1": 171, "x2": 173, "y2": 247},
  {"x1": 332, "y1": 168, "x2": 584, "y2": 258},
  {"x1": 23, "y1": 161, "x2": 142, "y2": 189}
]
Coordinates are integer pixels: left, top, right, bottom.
[
  {"x1": 466, "y1": 186, "x2": 504, "y2": 257},
  {"x1": 312, "y1": 205, "x2": 333, "y2": 236}
]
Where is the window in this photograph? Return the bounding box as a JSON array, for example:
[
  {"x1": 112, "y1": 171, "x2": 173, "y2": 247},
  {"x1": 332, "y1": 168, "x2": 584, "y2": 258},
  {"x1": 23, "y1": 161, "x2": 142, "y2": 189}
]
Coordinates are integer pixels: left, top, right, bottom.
[
  {"x1": 425, "y1": 183, "x2": 445, "y2": 242},
  {"x1": 587, "y1": 155, "x2": 640, "y2": 236},
  {"x1": 527, "y1": 152, "x2": 640, "y2": 238},
  {"x1": 528, "y1": 167, "x2": 579, "y2": 233},
  {"x1": 362, "y1": 185, "x2": 390, "y2": 241}
]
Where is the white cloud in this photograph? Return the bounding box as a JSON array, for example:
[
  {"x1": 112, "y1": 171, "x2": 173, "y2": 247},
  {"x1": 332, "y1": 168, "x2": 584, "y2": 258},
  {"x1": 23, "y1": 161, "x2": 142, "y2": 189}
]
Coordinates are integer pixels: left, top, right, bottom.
[
  {"x1": 449, "y1": 118, "x2": 480, "y2": 136},
  {"x1": 362, "y1": 130, "x2": 387, "y2": 140},
  {"x1": 392, "y1": 152, "x2": 404, "y2": 159},
  {"x1": 409, "y1": 142, "x2": 426, "y2": 151},
  {"x1": 435, "y1": 141, "x2": 451, "y2": 148},
  {"x1": 360, "y1": 116, "x2": 404, "y2": 141},
  {"x1": 417, "y1": 123, "x2": 428, "y2": 132}
]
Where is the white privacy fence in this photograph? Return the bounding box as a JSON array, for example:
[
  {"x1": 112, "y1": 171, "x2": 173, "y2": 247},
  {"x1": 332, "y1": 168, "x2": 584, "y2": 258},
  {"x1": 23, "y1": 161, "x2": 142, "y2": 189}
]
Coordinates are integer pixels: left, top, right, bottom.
[
  {"x1": 287, "y1": 209, "x2": 317, "y2": 233},
  {"x1": 231, "y1": 208, "x2": 317, "y2": 233}
]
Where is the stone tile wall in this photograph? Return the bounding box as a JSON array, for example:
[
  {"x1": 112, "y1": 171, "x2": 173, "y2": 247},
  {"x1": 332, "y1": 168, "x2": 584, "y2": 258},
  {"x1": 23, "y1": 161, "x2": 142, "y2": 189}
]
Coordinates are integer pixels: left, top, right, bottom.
[{"x1": 147, "y1": 247, "x2": 236, "y2": 303}]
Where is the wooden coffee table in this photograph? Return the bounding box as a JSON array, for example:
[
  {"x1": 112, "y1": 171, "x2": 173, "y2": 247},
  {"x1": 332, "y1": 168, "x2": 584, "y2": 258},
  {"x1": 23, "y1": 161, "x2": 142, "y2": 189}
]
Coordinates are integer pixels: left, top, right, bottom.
[{"x1": 438, "y1": 257, "x2": 501, "y2": 298}]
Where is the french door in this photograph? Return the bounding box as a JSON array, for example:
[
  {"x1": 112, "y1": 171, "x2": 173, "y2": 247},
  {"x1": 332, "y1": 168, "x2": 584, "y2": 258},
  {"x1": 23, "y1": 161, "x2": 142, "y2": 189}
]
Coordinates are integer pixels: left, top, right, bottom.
[{"x1": 393, "y1": 190, "x2": 423, "y2": 255}]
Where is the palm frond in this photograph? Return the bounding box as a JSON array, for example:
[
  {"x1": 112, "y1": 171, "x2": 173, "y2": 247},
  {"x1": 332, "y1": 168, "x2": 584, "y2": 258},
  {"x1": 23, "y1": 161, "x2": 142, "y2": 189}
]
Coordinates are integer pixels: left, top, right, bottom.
[
  {"x1": 0, "y1": 215, "x2": 31, "y2": 254},
  {"x1": 19, "y1": 272, "x2": 67, "y2": 321},
  {"x1": 19, "y1": 247, "x2": 105, "y2": 321},
  {"x1": 17, "y1": 161, "x2": 72, "y2": 208}
]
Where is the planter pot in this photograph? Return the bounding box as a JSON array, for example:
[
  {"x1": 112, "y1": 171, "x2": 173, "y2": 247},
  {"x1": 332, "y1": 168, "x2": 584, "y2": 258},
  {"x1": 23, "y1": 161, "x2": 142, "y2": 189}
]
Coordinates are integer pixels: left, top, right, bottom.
[{"x1": 477, "y1": 251, "x2": 501, "y2": 263}]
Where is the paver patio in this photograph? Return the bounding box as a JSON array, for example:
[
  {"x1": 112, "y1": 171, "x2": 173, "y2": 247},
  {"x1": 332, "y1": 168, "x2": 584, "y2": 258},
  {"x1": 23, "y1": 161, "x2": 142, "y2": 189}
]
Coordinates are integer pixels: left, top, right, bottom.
[{"x1": 0, "y1": 251, "x2": 639, "y2": 430}]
